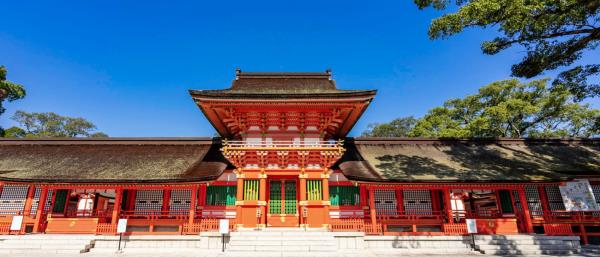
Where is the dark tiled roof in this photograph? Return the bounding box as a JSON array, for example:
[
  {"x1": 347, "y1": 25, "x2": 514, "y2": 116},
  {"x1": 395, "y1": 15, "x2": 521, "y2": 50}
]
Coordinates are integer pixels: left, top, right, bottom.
[
  {"x1": 336, "y1": 138, "x2": 600, "y2": 182},
  {"x1": 0, "y1": 138, "x2": 231, "y2": 183},
  {"x1": 189, "y1": 70, "x2": 376, "y2": 98}
]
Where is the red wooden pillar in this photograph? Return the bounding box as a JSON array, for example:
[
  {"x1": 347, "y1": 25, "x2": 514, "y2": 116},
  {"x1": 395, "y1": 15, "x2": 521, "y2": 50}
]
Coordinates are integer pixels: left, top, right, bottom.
[
  {"x1": 162, "y1": 189, "x2": 171, "y2": 214},
  {"x1": 188, "y1": 186, "x2": 198, "y2": 225},
  {"x1": 517, "y1": 188, "x2": 534, "y2": 233},
  {"x1": 299, "y1": 175, "x2": 307, "y2": 226},
  {"x1": 538, "y1": 186, "x2": 551, "y2": 216},
  {"x1": 198, "y1": 184, "x2": 207, "y2": 218},
  {"x1": 111, "y1": 188, "x2": 123, "y2": 226},
  {"x1": 236, "y1": 176, "x2": 244, "y2": 225},
  {"x1": 395, "y1": 189, "x2": 404, "y2": 214},
  {"x1": 23, "y1": 185, "x2": 36, "y2": 217},
  {"x1": 33, "y1": 186, "x2": 49, "y2": 232},
  {"x1": 322, "y1": 175, "x2": 330, "y2": 226},
  {"x1": 259, "y1": 175, "x2": 267, "y2": 226},
  {"x1": 368, "y1": 188, "x2": 377, "y2": 227},
  {"x1": 442, "y1": 188, "x2": 453, "y2": 224}
]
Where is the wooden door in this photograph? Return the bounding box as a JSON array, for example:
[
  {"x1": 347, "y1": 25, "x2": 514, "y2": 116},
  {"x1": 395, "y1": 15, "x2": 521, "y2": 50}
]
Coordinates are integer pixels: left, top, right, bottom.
[{"x1": 267, "y1": 179, "x2": 299, "y2": 227}]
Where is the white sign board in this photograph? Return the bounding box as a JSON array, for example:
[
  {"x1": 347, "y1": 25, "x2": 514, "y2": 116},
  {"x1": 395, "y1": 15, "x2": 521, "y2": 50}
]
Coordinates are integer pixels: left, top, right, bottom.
[
  {"x1": 10, "y1": 216, "x2": 23, "y2": 231},
  {"x1": 559, "y1": 179, "x2": 600, "y2": 211},
  {"x1": 466, "y1": 219, "x2": 477, "y2": 234},
  {"x1": 219, "y1": 219, "x2": 229, "y2": 234},
  {"x1": 117, "y1": 219, "x2": 128, "y2": 233}
]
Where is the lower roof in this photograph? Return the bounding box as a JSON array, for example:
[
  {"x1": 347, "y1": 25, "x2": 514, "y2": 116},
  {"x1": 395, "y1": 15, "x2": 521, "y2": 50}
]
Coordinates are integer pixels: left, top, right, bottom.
[
  {"x1": 0, "y1": 137, "x2": 598, "y2": 183},
  {"x1": 337, "y1": 138, "x2": 600, "y2": 182},
  {"x1": 0, "y1": 138, "x2": 231, "y2": 183}
]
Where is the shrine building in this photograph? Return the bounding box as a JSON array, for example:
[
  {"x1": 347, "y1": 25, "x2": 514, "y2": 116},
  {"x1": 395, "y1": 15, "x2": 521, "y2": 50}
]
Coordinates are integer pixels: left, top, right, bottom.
[{"x1": 1, "y1": 70, "x2": 600, "y2": 244}]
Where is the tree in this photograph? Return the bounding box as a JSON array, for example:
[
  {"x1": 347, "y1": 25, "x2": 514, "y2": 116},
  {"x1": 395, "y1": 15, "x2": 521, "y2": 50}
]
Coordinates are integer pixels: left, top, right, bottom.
[
  {"x1": 0, "y1": 66, "x2": 26, "y2": 135},
  {"x1": 6, "y1": 110, "x2": 108, "y2": 138},
  {"x1": 408, "y1": 78, "x2": 599, "y2": 138},
  {"x1": 414, "y1": 0, "x2": 600, "y2": 100},
  {"x1": 362, "y1": 116, "x2": 418, "y2": 137}
]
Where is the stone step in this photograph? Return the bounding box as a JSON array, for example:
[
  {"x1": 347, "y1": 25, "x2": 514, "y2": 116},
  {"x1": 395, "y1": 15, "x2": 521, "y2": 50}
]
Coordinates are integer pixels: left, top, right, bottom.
[
  {"x1": 477, "y1": 243, "x2": 579, "y2": 250},
  {"x1": 229, "y1": 236, "x2": 334, "y2": 242},
  {"x1": 228, "y1": 244, "x2": 337, "y2": 252},
  {"x1": 230, "y1": 231, "x2": 331, "y2": 237},
  {"x1": 483, "y1": 249, "x2": 580, "y2": 255},
  {"x1": 223, "y1": 251, "x2": 353, "y2": 257},
  {"x1": 0, "y1": 244, "x2": 87, "y2": 249},
  {"x1": 370, "y1": 248, "x2": 476, "y2": 254},
  {"x1": 474, "y1": 239, "x2": 579, "y2": 245},
  {"x1": 0, "y1": 239, "x2": 93, "y2": 245},
  {"x1": 93, "y1": 240, "x2": 201, "y2": 248},
  {"x1": 0, "y1": 248, "x2": 85, "y2": 254}
]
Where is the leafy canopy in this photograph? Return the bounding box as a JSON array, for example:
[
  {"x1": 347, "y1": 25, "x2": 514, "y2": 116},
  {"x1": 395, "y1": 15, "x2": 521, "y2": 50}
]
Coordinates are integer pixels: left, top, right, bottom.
[
  {"x1": 414, "y1": 0, "x2": 600, "y2": 99},
  {"x1": 362, "y1": 116, "x2": 418, "y2": 137},
  {"x1": 5, "y1": 110, "x2": 108, "y2": 138},
  {"x1": 0, "y1": 66, "x2": 26, "y2": 134},
  {"x1": 364, "y1": 78, "x2": 599, "y2": 138}
]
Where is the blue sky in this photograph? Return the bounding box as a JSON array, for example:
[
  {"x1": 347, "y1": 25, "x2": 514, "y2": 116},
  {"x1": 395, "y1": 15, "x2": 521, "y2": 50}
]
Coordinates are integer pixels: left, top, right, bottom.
[{"x1": 1, "y1": 1, "x2": 597, "y2": 137}]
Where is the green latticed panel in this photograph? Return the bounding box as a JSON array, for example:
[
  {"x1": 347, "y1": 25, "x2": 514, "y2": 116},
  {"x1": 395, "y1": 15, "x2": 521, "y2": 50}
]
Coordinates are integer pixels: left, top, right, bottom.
[
  {"x1": 284, "y1": 181, "x2": 297, "y2": 214},
  {"x1": 269, "y1": 181, "x2": 282, "y2": 214},
  {"x1": 206, "y1": 186, "x2": 237, "y2": 206},
  {"x1": 244, "y1": 180, "x2": 259, "y2": 200},
  {"x1": 307, "y1": 180, "x2": 323, "y2": 201},
  {"x1": 330, "y1": 186, "x2": 360, "y2": 206}
]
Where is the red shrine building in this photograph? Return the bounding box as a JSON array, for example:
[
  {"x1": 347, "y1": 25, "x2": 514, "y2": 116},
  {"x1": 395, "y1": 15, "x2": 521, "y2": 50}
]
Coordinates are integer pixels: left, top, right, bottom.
[{"x1": 1, "y1": 70, "x2": 600, "y2": 243}]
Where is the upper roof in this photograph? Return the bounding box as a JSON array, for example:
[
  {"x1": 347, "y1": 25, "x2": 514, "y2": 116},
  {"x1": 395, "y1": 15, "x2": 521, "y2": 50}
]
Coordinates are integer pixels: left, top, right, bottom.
[
  {"x1": 0, "y1": 138, "x2": 231, "y2": 183},
  {"x1": 189, "y1": 70, "x2": 376, "y2": 98},
  {"x1": 337, "y1": 138, "x2": 600, "y2": 182}
]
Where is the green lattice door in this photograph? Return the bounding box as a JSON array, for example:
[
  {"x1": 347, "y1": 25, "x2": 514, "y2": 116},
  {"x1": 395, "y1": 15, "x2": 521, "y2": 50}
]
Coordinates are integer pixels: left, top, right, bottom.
[{"x1": 268, "y1": 179, "x2": 298, "y2": 227}]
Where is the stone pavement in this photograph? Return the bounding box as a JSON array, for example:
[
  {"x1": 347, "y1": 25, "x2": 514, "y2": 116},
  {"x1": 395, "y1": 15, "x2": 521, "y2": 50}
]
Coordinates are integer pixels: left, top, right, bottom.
[{"x1": 1, "y1": 253, "x2": 599, "y2": 257}]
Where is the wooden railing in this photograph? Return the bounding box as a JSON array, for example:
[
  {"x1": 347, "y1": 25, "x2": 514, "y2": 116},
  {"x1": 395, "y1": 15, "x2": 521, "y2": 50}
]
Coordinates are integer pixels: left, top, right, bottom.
[
  {"x1": 120, "y1": 210, "x2": 190, "y2": 220},
  {"x1": 223, "y1": 140, "x2": 343, "y2": 149},
  {"x1": 330, "y1": 218, "x2": 364, "y2": 232},
  {"x1": 96, "y1": 223, "x2": 116, "y2": 234},
  {"x1": 182, "y1": 218, "x2": 237, "y2": 234}
]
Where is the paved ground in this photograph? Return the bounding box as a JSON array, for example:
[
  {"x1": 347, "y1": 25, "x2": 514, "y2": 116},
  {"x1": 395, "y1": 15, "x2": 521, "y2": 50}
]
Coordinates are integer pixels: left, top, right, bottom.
[{"x1": 0, "y1": 253, "x2": 598, "y2": 257}]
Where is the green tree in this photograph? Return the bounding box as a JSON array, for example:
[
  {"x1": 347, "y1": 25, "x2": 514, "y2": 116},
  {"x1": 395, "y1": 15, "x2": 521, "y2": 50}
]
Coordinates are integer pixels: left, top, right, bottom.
[
  {"x1": 362, "y1": 116, "x2": 418, "y2": 137},
  {"x1": 0, "y1": 66, "x2": 26, "y2": 135},
  {"x1": 414, "y1": 0, "x2": 600, "y2": 100},
  {"x1": 7, "y1": 110, "x2": 108, "y2": 138},
  {"x1": 408, "y1": 78, "x2": 599, "y2": 138}
]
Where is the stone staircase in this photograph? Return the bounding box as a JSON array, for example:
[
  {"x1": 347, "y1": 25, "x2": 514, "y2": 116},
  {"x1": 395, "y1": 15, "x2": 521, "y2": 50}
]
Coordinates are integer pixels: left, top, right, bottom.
[
  {"x1": 226, "y1": 229, "x2": 355, "y2": 257},
  {"x1": 89, "y1": 235, "x2": 210, "y2": 253},
  {"x1": 0, "y1": 234, "x2": 95, "y2": 254},
  {"x1": 365, "y1": 235, "x2": 478, "y2": 255},
  {"x1": 474, "y1": 235, "x2": 581, "y2": 255}
]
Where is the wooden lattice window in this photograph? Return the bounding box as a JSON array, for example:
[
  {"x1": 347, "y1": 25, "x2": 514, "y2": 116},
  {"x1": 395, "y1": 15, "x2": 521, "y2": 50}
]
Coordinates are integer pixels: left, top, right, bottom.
[
  {"x1": 307, "y1": 180, "x2": 322, "y2": 201},
  {"x1": 330, "y1": 186, "x2": 359, "y2": 206},
  {"x1": 206, "y1": 186, "x2": 236, "y2": 206},
  {"x1": 284, "y1": 181, "x2": 297, "y2": 214},
  {"x1": 269, "y1": 181, "x2": 282, "y2": 214},
  {"x1": 593, "y1": 185, "x2": 600, "y2": 207},
  {"x1": 30, "y1": 187, "x2": 52, "y2": 214},
  {"x1": 513, "y1": 186, "x2": 543, "y2": 215},
  {"x1": 244, "y1": 180, "x2": 259, "y2": 200},
  {"x1": 0, "y1": 185, "x2": 29, "y2": 214},
  {"x1": 374, "y1": 189, "x2": 397, "y2": 215},
  {"x1": 169, "y1": 189, "x2": 191, "y2": 214},
  {"x1": 134, "y1": 190, "x2": 163, "y2": 214},
  {"x1": 403, "y1": 190, "x2": 432, "y2": 215},
  {"x1": 545, "y1": 186, "x2": 566, "y2": 211}
]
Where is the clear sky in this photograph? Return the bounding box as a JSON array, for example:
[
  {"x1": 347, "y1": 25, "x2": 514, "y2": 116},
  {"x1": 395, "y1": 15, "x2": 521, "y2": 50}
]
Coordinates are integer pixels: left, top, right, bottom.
[{"x1": 1, "y1": 1, "x2": 597, "y2": 137}]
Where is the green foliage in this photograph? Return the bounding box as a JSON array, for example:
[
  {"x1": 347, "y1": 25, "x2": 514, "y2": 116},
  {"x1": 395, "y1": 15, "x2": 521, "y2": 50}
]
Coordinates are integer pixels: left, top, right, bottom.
[
  {"x1": 364, "y1": 78, "x2": 599, "y2": 138},
  {"x1": 0, "y1": 66, "x2": 26, "y2": 131},
  {"x1": 7, "y1": 110, "x2": 108, "y2": 138},
  {"x1": 362, "y1": 116, "x2": 418, "y2": 137},
  {"x1": 414, "y1": 0, "x2": 600, "y2": 99}
]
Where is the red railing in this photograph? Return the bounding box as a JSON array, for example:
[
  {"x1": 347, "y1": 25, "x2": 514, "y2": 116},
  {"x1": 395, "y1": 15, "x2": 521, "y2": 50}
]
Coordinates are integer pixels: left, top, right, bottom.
[
  {"x1": 182, "y1": 218, "x2": 237, "y2": 234},
  {"x1": 330, "y1": 218, "x2": 364, "y2": 232},
  {"x1": 96, "y1": 223, "x2": 116, "y2": 234},
  {"x1": 120, "y1": 210, "x2": 190, "y2": 220},
  {"x1": 442, "y1": 223, "x2": 468, "y2": 235}
]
